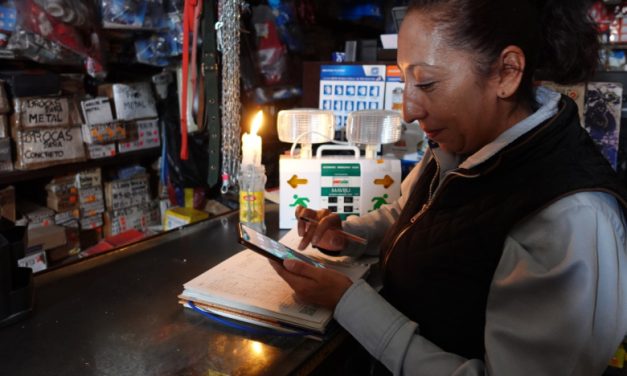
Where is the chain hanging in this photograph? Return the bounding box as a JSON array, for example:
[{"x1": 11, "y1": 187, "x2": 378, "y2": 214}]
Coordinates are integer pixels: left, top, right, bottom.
[{"x1": 217, "y1": 0, "x2": 241, "y2": 194}]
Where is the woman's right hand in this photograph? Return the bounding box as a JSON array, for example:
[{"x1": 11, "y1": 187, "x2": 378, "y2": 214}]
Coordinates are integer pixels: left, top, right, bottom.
[{"x1": 295, "y1": 205, "x2": 345, "y2": 252}]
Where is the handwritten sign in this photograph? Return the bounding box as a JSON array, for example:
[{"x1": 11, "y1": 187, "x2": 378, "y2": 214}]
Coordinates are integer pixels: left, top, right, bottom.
[
  {"x1": 13, "y1": 97, "x2": 76, "y2": 128},
  {"x1": 110, "y1": 83, "x2": 157, "y2": 121},
  {"x1": 14, "y1": 127, "x2": 86, "y2": 169}
]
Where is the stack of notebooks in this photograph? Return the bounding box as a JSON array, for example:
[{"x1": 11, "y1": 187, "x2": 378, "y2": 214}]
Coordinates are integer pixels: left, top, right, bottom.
[{"x1": 178, "y1": 228, "x2": 372, "y2": 339}]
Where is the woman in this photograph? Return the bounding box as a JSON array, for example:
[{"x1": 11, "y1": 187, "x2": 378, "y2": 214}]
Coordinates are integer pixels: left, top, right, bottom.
[{"x1": 271, "y1": 0, "x2": 627, "y2": 374}]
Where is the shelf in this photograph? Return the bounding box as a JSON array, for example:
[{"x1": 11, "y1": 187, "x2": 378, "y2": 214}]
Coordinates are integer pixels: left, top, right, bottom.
[{"x1": 0, "y1": 147, "x2": 160, "y2": 185}]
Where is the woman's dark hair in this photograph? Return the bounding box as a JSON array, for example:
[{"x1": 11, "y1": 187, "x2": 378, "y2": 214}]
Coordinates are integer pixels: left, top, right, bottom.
[{"x1": 407, "y1": 0, "x2": 599, "y2": 106}]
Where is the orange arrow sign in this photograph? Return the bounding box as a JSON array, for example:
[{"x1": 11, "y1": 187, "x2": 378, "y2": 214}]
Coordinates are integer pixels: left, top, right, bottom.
[
  {"x1": 287, "y1": 175, "x2": 308, "y2": 189},
  {"x1": 374, "y1": 175, "x2": 394, "y2": 189}
]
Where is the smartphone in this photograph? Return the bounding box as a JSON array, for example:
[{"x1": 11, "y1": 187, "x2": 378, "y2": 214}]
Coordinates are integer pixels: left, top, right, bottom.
[{"x1": 238, "y1": 224, "x2": 326, "y2": 268}]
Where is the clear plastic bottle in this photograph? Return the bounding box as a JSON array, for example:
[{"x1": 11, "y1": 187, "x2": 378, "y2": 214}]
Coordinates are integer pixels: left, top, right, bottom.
[{"x1": 238, "y1": 164, "x2": 267, "y2": 233}]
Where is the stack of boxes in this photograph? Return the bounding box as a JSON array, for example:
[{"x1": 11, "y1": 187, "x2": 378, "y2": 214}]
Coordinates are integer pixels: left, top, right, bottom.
[
  {"x1": 10, "y1": 95, "x2": 86, "y2": 170},
  {"x1": 75, "y1": 168, "x2": 105, "y2": 248},
  {"x1": 103, "y1": 171, "x2": 159, "y2": 237},
  {"x1": 95, "y1": 82, "x2": 161, "y2": 155}
]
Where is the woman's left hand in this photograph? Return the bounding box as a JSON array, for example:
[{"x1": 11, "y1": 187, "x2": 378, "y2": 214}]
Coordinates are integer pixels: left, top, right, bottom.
[{"x1": 269, "y1": 259, "x2": 353, "y2": 310}]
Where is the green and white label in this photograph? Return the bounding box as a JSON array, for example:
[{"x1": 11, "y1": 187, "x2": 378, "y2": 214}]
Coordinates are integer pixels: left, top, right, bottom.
[{"x1": 320, "y1": 163, "x2": 361, "y2": 217}]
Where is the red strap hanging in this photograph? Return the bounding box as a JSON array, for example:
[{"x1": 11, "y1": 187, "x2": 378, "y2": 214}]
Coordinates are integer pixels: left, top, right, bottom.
[{"x1": 180, "y1": 0, "x2": 200, "y2": 160}]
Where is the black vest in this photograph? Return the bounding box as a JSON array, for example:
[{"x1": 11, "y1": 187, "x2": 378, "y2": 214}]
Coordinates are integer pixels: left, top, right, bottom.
[{"x1": 379, "y1": 96, "x2": 627, "y2": 360}]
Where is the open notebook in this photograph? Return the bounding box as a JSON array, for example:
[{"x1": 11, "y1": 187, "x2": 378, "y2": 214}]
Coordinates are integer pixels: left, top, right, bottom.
[{"x1": 178, "y1": 228, "x2": 372, "y2": 336}]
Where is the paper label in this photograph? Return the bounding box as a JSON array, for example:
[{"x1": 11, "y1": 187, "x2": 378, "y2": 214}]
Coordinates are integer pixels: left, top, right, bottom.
[
  {"x1": 18, "y1": 250, "x2": 47, "y2": 273},
  {"x1": 81, "y1": 97, "x2": 114, "y2": 125},
  {"x1": 239, "y1": 191, "x2": 265, "y2": 224},
  {"x1": 75, "y1": 168, "x2": 102, "y2": 189}
]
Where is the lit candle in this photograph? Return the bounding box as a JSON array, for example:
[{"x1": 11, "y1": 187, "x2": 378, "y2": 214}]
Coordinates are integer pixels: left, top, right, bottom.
[{"x1": 242, "y1": 110, "x2": 263, "y2": 166}]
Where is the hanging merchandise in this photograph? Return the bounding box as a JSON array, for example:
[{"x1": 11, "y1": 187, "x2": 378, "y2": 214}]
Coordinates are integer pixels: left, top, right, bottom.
[
  {"x1": 134, "y1": 12, "x2": 184, "y2": 66},
  {"x1": 12, "y1": 0, "x2": 105, "y2": 77},
  {"x1": 252, "y1": 4, "x2": 287, "y2": 86},
  {"x1": 178, "y1": 0, "x2": 203, "y2": 160},
  {"x1": 218, "y1": 0, "x2": 242, "y2": 194}
]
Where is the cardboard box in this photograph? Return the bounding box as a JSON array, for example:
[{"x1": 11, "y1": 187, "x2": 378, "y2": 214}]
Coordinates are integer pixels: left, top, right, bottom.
[
  {"x1": 0, "y1": 81, "x2": 9, "y2": 114},
  {"x1": 78, "y1": 186, "x2": 104, "y2": 205},
  {"x1": 104, "y1": 174, "x2": 151, "y2": 211},
  {"x1": 117, "y1": 118, "x2": 160, "y2": 153},
  {"x1": 0, "y1": 186, "x2": 15, "y2": 222},
  {"x1": 87, "y1": 143, "x2": 116, "y2": 159},
  {"x1": 18, "y1": 246, "x2": 47, "y2": 273},
  {"x1": 0, "y1": 137, "x2": 10, "y2": 161},
  {"x1": 82, "y1": 122, "x2": 127, "y2": 144},
  {"x1": 103, "y1": 202, "x2": 159, "y2": 236},
  {"x1": 163, "y1": 207, "x2": 208, "y2": 230},
  {"x1": 11, "y1": 96, "x2": 80, "y2": 128},
  {"x1": 98, "y1": 82, "x2": 157, "y2": 121},
  {"x1": 75, "y1": 168, "x2": 101, "y2": 189},
  {"x1": 80, "y1": 97, "x2": 114, "y2": 125},
  {"x1": 80, "y1": 214, "x2": 103, "y2": 230},
  {"x1": 46, "y1": 194, "x2": 78, "y2": 212},
  {"x1": 27, "y1": 224, "x2": 67, "y2": 250},
  {"x1": 20, "y1": 202, "x2": 55, "y2": 228},
  {"x1": 79, "y1": 201, "x2": 105, "y2": 217},
  {"x1": 13, "y1": 126, "x2": 86, "y2": 170},
  {"x1": 0, "y1": 114, "x2": 8, "y2": 138}
]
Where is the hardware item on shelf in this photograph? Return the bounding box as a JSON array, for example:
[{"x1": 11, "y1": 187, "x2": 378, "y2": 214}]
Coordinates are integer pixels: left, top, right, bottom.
[
  {"x1": 45, "y1": 174, "x2": 79, "y2": 213},
  {"x1": 101, "y1": 0, "x2": 148, "y2": 29},
  {"x1": 6, "y1": 28, "x2": 83, "y2": 65}
]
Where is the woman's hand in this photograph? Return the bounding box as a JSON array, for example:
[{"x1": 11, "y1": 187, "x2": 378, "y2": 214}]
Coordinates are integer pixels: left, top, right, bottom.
[
  {"x1": 295, "y1": 205, "x2": 345, "y2": 252},
  {"x1": 270, "y1": 259, "x2": 353, "y2": 310}
]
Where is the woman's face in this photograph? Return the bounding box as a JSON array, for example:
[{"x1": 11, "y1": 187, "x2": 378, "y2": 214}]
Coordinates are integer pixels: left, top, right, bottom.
[{"x1": 398, "y1": 10, "x2": 504, "y2": 155}]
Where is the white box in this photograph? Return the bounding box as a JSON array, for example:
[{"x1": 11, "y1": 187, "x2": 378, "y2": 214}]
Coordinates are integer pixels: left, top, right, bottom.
[
  {"x1": 81, "y1": 97, "x2": 114, "y2": 125},
  {"x1": 279, "y1": 155, "x2": 401, "y2": 229},
  {"x1": 100, "y1": 82, "x2": 157, "y2": 121},
  {"x1": 87, "y1": 143, "x2": 116, "y2": 159}
]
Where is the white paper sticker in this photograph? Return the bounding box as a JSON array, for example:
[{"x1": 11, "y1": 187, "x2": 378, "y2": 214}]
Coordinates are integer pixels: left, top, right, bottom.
[
  {"x1": 15, "y1": 127, "x2": 86, "y2": 168},
  {"x1": 81, "y1": 97, "x2": 114, "y2": 125},
  {"x1": 16, "y1": 97, "x2": 72, "y2": 127},
  {"x1": 112, "y1": 83, "x2": 157, "y2": 121}
]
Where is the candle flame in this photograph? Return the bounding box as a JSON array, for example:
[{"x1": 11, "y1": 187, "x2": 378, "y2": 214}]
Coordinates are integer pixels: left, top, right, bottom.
[{"x1": 251, "y1": 110, "x2": 263, "y2": 136}]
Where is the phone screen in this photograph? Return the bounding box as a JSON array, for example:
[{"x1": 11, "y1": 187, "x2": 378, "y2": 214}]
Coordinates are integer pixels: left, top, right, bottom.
[{"x1": 239, "y1": 224, "x2": 326, "y2": 268}]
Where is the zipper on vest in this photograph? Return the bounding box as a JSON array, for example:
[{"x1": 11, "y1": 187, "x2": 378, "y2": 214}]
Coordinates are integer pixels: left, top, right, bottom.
[{"x1": 382, "y1": 169, "x2": 480, "y2": 270}]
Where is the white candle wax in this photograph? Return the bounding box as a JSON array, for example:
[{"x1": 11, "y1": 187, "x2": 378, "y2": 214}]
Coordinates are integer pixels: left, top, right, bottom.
[
  {"x1": 241, "y1": 110, "x2": 263, "y2": 166},
  {"x1": 242, "y1": 132, "x2": 262, "y2": 165}
]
